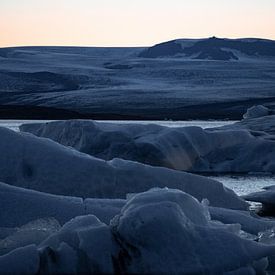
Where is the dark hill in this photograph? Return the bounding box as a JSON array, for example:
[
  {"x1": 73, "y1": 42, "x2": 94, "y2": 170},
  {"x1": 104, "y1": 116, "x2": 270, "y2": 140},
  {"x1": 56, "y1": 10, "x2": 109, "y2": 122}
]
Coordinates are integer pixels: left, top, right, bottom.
[{"x1": 139, "y1": 37, "x2": 275, "y2": 60}]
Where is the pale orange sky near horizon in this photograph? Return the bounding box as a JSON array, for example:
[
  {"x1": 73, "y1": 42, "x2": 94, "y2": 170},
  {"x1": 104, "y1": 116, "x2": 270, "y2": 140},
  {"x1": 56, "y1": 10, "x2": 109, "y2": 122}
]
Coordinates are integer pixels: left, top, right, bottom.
[{"x1": 1, "y1": 0, "x2": 275, "y2": 47}]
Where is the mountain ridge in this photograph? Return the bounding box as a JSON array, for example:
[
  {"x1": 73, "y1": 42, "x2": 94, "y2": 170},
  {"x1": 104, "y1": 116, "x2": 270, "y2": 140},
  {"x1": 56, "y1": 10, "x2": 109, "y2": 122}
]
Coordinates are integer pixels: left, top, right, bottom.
[{"x1": 139, "y1": 37, "x2": 275, "y2": 60}]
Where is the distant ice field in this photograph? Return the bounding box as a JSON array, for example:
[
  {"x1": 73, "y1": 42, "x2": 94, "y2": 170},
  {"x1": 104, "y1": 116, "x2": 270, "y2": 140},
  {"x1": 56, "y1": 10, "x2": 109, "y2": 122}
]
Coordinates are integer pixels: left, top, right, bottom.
[
  {"x1": 1, "y1": 46, "x2": 275, "y2": 120},
  {"x1": 0, "y1": 119, "x2": 273, "y2": 197}
]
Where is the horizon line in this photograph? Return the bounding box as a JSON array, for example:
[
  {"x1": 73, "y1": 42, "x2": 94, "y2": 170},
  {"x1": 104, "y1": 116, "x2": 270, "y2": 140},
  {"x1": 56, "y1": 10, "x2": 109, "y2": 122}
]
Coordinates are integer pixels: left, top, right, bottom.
[{"x1": 1, "y1": 36, "x2": 275, "y2": 49}]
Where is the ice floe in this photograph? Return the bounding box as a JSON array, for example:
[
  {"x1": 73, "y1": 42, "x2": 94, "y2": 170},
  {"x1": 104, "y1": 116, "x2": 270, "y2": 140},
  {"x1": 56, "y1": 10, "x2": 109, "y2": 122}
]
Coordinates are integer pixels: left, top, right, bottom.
[
  {"x1": 0, "y1": 127, "x2": 247, "y2": 209},
  {"x1": 1, "y1": 188, "x2": 273, "y2": 274},
  {"x1": 20, "y1": 113, "x2": 275, "y2": 173}
]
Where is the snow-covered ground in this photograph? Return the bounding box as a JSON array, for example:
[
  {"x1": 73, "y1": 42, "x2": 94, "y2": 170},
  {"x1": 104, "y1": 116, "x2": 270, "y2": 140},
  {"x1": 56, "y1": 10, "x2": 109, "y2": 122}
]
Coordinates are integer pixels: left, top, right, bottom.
[{"x1": 1, "y1": 43, "x2": 275, "y2": 120}]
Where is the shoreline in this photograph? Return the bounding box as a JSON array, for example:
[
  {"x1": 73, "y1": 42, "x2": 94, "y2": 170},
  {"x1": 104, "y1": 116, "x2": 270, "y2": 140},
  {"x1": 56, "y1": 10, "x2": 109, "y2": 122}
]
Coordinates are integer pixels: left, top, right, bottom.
[
  {"x1": 1, "y1": 95, "x2": 275, "y2": 121},
  {"x1": 0, "y1": 104, "x2": 244, "y2": 121}
]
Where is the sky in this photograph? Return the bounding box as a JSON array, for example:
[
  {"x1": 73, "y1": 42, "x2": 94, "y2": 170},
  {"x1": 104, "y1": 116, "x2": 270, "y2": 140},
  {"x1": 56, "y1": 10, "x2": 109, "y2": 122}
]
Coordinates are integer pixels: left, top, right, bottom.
[{"x1": 1, "y1": 0, "x2": 275, "y2": 47}]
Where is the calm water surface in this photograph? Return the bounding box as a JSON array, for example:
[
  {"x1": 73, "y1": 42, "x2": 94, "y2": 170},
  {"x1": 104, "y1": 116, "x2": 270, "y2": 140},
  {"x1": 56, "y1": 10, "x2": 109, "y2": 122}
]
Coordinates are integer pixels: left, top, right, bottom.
[
  {"x1": 209, "y1": 175, "x2": 275, "y2": 196},
  {"x1": 0, "y1": 119, "x2": 237, "y2": 132},
  {"x1": 1, "y1": 119, "x2": 273, "y2": 196}
]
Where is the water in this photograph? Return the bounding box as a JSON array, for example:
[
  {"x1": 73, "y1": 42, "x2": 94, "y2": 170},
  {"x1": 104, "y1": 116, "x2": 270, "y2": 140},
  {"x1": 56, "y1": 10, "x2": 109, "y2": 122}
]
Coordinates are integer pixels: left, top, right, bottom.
[
  {"x1": 210, "y1": 175, "x2": 275, "y2": 210},
  {"x1": 0, "y1": 119, "x2": 237, "y2": 132},
  {"x1": 95, "y1": 120, "x2": 238, "y2": 129},
  {"x1": 209, "y1": 175, "x2": 275, "y2": 196},
  {"x1": 0, "y1": 120, "x2": 52, "y2": 132},
  {"x1": 0, "y1": 119, "x2": 273, "y2": 196}
]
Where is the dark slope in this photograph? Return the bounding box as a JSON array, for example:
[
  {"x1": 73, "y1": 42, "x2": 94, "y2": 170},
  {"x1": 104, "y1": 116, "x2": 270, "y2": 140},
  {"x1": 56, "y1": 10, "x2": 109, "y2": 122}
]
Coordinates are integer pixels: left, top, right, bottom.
[
  {"x1": 1, "y1": 41, "x2": 275, "y2": 120},
  {"x1": 139, "y1": 37, "x2": 275, "y2": 60}
]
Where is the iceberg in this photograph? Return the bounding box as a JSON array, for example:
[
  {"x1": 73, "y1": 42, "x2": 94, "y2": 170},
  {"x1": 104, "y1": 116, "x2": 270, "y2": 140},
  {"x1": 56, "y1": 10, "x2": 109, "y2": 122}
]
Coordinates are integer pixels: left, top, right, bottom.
[
  {"x1": 1, "y1": 188, "x2": 271, "y2": 274},
  {"x1": 0, "y1": 245, "x2": 39, "y2": 274},
  {"x1": 0, "y1": 218, "x2": 60, "y2": 256},
  {"x1": 39, "y1": 215, "x2": 117, "y2": 274},
  {"x1": 209, "y1": 206, "x2": 275, "y2": 235},
  {"x1": 0, "y1": 127, "x2": 247, "y2": 209},
  {"x1": 213, "y1": 105, "x2": 275, "y2": 136},
  {"x1": 20, "y1": 114, "x2": 275, "y2": 173},
  {"x1": 0, "y1": 181, "x2": 124, "y2": 228},
  {"x1": 243, "y1": 105, "x2": 271, "y2": 119},
  {"x1": 243, "y1": 188, "x2": 275, "y2": 215},
  {"x1": 111, "y1": 189, "x2": 274, "y2": 274}
]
